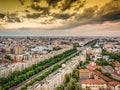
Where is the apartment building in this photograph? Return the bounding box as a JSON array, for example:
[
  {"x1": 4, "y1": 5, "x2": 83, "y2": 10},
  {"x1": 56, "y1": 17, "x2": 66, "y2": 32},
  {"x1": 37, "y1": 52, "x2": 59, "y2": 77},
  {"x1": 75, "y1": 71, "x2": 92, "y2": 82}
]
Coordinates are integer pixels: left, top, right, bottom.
[
  {"x1": 0, "y1": 47, "x2": 72, "y2": 78},
  {"x1": 27, "y1": 56, "x2": 81, "y2": 90}
]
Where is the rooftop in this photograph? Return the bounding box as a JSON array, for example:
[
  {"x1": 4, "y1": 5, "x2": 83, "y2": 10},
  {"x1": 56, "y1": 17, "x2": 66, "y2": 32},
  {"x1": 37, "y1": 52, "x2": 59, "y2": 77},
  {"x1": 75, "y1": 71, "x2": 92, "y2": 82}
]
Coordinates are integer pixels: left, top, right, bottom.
[
  {"x1": 80, "y1": 69, "x2": 90, "y2": 73},
  {"x1": 108, "y1": 81, "x2": 120, "y2": 86},
  {"x1": 114, "y1": 61, "x2": 120, "y2": 66},
  {"x1": 94, "y1": 71, "x2": 113, "y2": 82},
  {"x1": 81, "y1": 79, "x2": 106, "y2": 84}
]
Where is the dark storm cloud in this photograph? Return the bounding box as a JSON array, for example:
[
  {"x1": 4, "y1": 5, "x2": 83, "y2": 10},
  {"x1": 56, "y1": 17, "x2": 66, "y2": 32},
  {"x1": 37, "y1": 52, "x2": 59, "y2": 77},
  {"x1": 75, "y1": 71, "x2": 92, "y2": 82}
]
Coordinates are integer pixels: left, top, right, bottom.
[
  {"x1": 26, "y1": 0, "x2": 120, "y2": 26},
  {"x1": 0, "y1": 0, "x2": 120, "y2": 31},
  {"x1": 98, "y1": 11, "x2": 120, "y2": 22},
  {"x1": 5, "y1": 13, "x2": 21, "y2": 23},
  {"x1": 18, "y1": 0, "x2": 25, "y2": 5},
  {"x1": 75, "y1": 6, "x2": 98, "y2": 20},
  {"x1": 76, "y1": 0, "x2": 120, "y2": 22},
  {"x1": 32, "y1": 0, "x2": 40, "y2": 3},
  {"x1": 70, "y1": 0, "x2": 120, "y2": 28},
  {"x1": 26, "y1": 13, "x2": 41, "y2": 19},
  {"x1": 16, "y1": 0, "x2": 120, "y2": 31},
  {"x1": 0, "y1": 13, "x2": 5, "y2": 18},
  {"x1": 29, "y1": 3, "x2": 50, "y2": 15},
  {"x1": 61, "y1": 0, "x2": 77, "y2": 11},
  {"x1": 46, "y1": 0, "x2": 61, "y2": 7},
  {"x1": 54, "y1": 13, "x2": 73, "y2": 20},
  {"x1": 97, "y1": 0, "x2": 120, "y2": 22},
  {"x1": 71, "y1": 0, "x2": 86, "y2": 11}
]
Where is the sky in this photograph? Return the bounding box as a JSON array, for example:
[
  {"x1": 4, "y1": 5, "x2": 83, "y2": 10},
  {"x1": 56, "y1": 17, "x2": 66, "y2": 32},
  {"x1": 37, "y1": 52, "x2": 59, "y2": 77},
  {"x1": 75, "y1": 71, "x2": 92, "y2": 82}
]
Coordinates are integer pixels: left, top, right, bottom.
[{"x1": 0, "y1": 0, "x2": 120, "y2": 36}]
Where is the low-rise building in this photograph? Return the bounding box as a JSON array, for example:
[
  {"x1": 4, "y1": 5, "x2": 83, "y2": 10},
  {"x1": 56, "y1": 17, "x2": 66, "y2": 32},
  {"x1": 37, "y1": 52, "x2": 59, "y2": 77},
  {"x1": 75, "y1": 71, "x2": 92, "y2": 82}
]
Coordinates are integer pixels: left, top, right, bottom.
[
  {"x1": 108, "y1": 81, "x2": 120, "y2": 90},
  {"x1": 79, "y1": 69, "x2": 91, "y2": 79},
  {"x1": 114, "y1": 61, "x2": 120, "y2": 74},
  {"x1": 81, "y1": 79, "x2": 107, "y2": 90},
  {"x1": 94, "y1": 71, "x2": 113, "y2": 82},
  {"x1": 87, "y1": 61, "x2": 97, "y2": 71}
]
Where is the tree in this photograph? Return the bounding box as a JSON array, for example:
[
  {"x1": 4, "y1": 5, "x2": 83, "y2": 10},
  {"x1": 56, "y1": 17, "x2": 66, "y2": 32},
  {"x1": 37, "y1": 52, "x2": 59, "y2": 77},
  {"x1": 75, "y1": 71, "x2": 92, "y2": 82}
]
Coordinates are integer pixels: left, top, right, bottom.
[
  {"x1": 111, "y1": 62, "x2": 115, "y2": 68},
  {"x1": 103, "y1": 72, "x2": 111, "y2": 78},
  {"x1": 5, "y1": 55, "x2": 12, "y2": 60},
  {"x1": 96, "y1": 68, "x2": 102, "y2": 72},
  {"x1": 79, "y1": 61, "x2": 83, "y2": 66},
  {"x1": 65, "y1": 74, "x2": 72, "y2": 83},
  {"x1": 0, "y1": 86, "x2": 4, "y2": 90},
  {"x1": 67, "y1": 81, "x2": 73, "y2": 90},
  {"x1": 86, "y1": 86, "x2": 91, "y2": 90},
  {"x1": 96, "y1": 60, "x2": 109, "y2": 66},
  {"x1": 74, "y1": 83, "x2": 80, "y2": 90},
  {"x1": 81, "y1": 65, "x2": 86, "y2": 69},
  {"x1": 73, "y1": 69, "x2": 79, "y2": 80},
  {"x1": 57, "y1": 85, "x2": 64, "y2": 90},
  {"x1": 102, "y1": 50, "x2": 120, "y2": 62},
  {"x1": 67, "y1": 78, "x2": 78, "y2": 90}
]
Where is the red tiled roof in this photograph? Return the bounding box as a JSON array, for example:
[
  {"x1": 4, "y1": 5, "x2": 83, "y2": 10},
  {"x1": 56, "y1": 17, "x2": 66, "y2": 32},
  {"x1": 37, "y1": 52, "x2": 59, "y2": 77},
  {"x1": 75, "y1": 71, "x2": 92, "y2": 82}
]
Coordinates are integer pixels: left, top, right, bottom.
[
  {"x1": 87, "y1": 65, "x2": 97, "y2": 70},
  {"x1": 114, "y1": 61, "x2": 120, "y2": 66},
  {"x1": 80, "y1": 69, "x2": 90, "y2": 73},
  {"x1": 94, "y1": 71, "x2": 112, "y2": 82},
  {"x1": 108, "y1": 81, "x2": 120, "y2": 86},
  {"x1": 81, "y1": 79, "x2": 106, "y2": 84}
]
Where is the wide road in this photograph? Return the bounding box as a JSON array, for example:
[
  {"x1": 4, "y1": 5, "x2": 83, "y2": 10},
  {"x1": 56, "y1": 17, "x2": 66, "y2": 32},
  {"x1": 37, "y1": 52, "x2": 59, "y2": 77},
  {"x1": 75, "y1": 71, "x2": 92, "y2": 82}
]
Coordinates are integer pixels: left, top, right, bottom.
[{"x1": 9, "y1": 51, "x2": 79, "y2": 90}]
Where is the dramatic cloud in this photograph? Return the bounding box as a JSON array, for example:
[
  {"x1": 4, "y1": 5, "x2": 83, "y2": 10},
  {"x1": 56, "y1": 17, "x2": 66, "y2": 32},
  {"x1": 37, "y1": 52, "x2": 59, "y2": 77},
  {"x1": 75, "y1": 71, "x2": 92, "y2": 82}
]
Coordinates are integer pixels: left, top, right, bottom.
[
  {"x1": 0, "y1": 0, "x2": 120, "y2": 36},
  {"x1": 0, "y1": 13, "x2": 5, "y2": 18},
  {"x1": 65, "y1": 0, "x2": 120, "y2": 28},
  {"x1": 97, "y1": 0, "x2": 120, "y2": 21},
  {"x1": 54, "y1": 13, "x2": 73, "y2": 20},
  {"x1": 18, "y1": 0, "x2": 25, "y2": 5},
  {"x1": 75, "y1": 6, "x2": 98, "y2": 20},
  {"x1": 26, "y1": 13, "x2": 41, "y2": 19}
]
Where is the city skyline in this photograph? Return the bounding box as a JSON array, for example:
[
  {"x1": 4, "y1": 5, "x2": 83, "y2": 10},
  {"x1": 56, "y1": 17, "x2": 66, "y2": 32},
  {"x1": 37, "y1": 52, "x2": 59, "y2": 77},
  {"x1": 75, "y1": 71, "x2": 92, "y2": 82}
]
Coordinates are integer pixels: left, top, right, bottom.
[{"x1": 0, "y1": 0, "x2": 120, "y2": 36}]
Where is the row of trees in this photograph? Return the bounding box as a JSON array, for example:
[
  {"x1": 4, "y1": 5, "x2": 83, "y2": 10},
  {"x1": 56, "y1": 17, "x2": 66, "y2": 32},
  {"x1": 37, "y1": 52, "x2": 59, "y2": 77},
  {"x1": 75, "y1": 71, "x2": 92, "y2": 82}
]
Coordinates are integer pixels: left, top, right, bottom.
[
  {"x1": 22, "y1": 64, "x2": 61, "y2": 90},
  {"x1": 0, "y1": 48, "x2": 77, "y2": 90},
  {"x1": 96, "y1": 68, "x2": 112, "y2": 78},
  {"x1": 95, "y1": 59, "x2": 116, "y2": 68},
  {"x1": 84, "y1": 39, "x2": 98, "y2": 46},
  {"x1": 95, "y1": 59, "x2": 109, "y2": 66},
  {"x1": 102, "y1": 50, "x2": 120, "y2": 62},
  {"x1": 22, "y1": 50, "x2": 78, "y2": 90}
]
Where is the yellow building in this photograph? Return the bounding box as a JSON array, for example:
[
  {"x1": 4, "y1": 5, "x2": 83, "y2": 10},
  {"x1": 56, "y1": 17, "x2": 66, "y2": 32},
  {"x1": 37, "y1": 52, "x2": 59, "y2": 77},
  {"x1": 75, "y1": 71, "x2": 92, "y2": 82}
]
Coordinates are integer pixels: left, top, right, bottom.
[{"x1": 14, "y1": 45, "x2": 22, "y2": 55}]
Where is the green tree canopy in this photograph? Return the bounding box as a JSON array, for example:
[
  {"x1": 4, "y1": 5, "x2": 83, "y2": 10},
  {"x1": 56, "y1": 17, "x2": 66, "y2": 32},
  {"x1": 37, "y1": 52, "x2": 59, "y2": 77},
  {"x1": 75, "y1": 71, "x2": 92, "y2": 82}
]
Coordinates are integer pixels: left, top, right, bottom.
[{"x1": 5, "y1": 55, "x2": 12, "y2": 60}]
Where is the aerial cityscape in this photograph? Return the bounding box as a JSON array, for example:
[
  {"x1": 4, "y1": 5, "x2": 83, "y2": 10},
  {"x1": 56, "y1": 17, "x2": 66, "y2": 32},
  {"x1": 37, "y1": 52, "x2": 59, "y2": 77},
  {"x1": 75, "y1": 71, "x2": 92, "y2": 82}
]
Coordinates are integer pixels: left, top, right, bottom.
[
  {"x1": 0, "y1": 0, "x2": 120, "y2": 90},
  {"x1": 0, "y1": 37, "x2": 120, "y2": 90}
]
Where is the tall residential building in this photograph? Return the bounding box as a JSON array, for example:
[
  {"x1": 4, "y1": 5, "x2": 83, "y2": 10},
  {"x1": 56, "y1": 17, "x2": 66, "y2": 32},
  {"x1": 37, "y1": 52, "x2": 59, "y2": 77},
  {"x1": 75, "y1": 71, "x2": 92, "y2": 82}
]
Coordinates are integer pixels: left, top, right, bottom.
[{"x1": 14, "y1": 45, "x2": 22, "y2": 55}]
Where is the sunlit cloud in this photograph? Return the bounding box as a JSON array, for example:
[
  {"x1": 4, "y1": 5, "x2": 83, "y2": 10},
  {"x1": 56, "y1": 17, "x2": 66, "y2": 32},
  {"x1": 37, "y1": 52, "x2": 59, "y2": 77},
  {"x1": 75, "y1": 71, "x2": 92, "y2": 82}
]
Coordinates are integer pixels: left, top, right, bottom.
[{"x1": 0, "y1": 0, "x2": 120, "y2": 36}]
